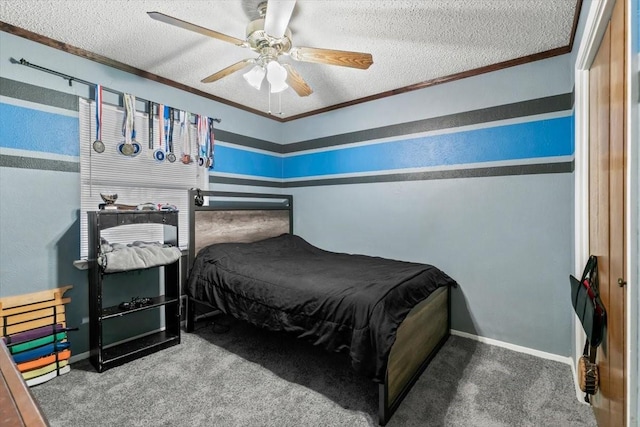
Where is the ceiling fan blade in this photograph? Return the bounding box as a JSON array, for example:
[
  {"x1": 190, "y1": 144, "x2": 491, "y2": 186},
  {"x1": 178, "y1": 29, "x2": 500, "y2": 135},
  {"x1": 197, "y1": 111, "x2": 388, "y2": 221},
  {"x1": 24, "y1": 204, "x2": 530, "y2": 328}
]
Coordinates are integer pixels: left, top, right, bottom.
[
  {"x1": 290, "y1": 47, "x2": 373, "y2": 70},
  {"x1": 282, "y1": 64, "x2": 313, "y2": 97},
  {"x1": 201, "y1": 60, "x2": 254, "y2": 83},
  {"x1": 264, "y1": 0, "x2": 296, "y2": 39},
  {"x1": 148, "y1": 11, "x2": 246, "y2": 47}
]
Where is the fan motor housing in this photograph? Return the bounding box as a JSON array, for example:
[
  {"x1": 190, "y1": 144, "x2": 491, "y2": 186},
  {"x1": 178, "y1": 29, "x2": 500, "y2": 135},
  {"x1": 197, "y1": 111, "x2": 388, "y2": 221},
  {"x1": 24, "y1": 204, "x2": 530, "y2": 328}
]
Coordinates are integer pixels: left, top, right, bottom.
[{"x1": 246, "y1": 19, "x2": 292, "y2": 55}]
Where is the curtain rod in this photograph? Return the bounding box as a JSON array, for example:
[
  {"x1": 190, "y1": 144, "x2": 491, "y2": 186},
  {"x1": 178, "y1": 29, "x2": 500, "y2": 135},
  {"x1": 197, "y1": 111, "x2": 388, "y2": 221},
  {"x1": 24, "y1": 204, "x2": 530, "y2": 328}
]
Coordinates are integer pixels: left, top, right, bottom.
[{"x1": 10, "y1": 57, "x2": 222, "y2": 123}]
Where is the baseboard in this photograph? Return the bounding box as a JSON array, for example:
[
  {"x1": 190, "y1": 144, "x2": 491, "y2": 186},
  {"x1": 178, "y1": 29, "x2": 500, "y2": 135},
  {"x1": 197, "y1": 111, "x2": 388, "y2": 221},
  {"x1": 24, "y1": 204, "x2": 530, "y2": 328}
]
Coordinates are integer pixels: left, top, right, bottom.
[
  {"x1": 451, "y1": 329, "x2": 590, "y2": 405},
  {"x1": 450, "y1": 329, "x2": 573, "y2": 365},
  {"x1": 68, "y1": 327, "x2": 167, "y2": 364},
  {"x1": 69, "y1": 351, "x2": 89, "y2": 364}
]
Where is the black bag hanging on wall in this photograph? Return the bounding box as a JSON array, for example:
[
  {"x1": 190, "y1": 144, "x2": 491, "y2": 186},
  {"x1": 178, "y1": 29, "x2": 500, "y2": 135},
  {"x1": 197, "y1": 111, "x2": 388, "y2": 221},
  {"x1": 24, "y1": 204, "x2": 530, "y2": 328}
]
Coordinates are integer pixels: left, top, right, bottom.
[
  {"x1": 570, "y1": 255, "x2": 606, "y2": 347},
  {"x1": 569, "y1": 255, "x2": 606, "y2": 402}
]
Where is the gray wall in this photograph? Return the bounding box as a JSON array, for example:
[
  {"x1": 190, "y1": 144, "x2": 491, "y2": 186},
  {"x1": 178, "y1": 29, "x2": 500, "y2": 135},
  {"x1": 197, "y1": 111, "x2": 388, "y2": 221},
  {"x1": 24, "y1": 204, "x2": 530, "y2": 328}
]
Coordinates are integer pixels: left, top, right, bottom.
[{"x1": 290, "y1": 174, "x2": 573, "y2": 355}]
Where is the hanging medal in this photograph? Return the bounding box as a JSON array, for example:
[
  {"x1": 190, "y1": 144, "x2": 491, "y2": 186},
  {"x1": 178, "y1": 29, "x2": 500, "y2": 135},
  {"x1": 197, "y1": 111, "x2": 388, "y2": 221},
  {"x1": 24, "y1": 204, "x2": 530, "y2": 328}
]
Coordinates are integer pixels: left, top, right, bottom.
[
  {"x1": 163, "y1": 106, "x2": 172, "y2": 162},
  {"x1": 129, "y1": 95, "x2": 141, "y2": 156},
  {"x1": 148, "y1": 101, "x2": 155, "y2": 159},
  {"x1": 167, "y1": 107, "x2": 176, "y2": 163},
  {"x1": 197, "y1": 115, "x2": 207, "y2": 167},
  {"x1": 180, "y1": 111, "x2": 192, "y2": 164},
  {"x1": 118, "y1": 94, "x2": 133, "y2": 156},
  {"x1": 92, "y1": 85, "x2": 105, "y2": 153},
  {"x1": 154, "y1": 103, "x2": 166, "y2": 162},
  {"x1": 147, "y1": 101, "x2": 155, "y2": 159},
  {"x1": 119, "y1": 94, "x2": 135, "y2": 156},
  {"x1": 194, "y1": 115, "x2": 201, "y2": 166},
  {"x1": 207, "y1": 117, "x2": 215, "y2": 169},
  {"x1": 202, "y1": 116, "x2": 209, "y2": 168}
]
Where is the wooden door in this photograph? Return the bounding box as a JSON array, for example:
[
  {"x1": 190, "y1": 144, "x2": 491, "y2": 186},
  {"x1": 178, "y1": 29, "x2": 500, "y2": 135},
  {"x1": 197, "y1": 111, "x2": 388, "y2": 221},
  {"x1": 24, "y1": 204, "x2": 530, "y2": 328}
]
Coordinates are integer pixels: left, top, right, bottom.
[{"x1": 588, "y1": 0, "x2": 626, "y2": 425}]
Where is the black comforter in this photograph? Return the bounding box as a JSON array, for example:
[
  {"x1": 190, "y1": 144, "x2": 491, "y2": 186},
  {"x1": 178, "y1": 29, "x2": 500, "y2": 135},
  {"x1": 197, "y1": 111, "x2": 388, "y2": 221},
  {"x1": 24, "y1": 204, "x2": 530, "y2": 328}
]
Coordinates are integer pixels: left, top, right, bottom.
[{"x1": 187, "y1": 234, "x2": 457, "y2": 382}]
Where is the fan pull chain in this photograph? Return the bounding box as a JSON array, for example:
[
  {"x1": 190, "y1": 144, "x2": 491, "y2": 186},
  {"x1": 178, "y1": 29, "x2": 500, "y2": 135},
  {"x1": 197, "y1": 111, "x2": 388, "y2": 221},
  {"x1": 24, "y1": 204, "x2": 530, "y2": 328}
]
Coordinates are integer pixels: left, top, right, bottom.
[
  {"x1": 266, "y1": 83, "x2": 284, "y2": 116},
  {"x1": 278, "y1": 92, "x2": 282, "y2": 116}
]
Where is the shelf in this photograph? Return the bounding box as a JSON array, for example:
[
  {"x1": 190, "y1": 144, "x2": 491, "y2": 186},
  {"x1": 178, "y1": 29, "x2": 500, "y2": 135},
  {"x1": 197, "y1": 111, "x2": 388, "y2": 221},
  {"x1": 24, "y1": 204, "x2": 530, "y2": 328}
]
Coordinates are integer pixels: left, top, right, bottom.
[
  {"x1": 100, "y1": 258, "x2": 179, "y2": 276},
  {"x1": 101, "y1": 296, "x2": 179, "y2": 320},
  {"x1": 97, "y1": 330, "x2": 180, "y2": 372},
  {"x1": 88, "y1": 209, "x2": 180, "y2": 373},
  {"x1": 92, "y1": 210, "x2": 179, "y2": 230}
]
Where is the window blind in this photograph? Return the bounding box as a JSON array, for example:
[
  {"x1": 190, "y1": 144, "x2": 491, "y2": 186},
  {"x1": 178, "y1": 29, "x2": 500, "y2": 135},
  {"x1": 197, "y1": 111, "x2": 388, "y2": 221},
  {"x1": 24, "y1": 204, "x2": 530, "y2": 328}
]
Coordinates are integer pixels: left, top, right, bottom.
[{"x1": 79, "y1": 98, "x2": 207, "y2": 258}]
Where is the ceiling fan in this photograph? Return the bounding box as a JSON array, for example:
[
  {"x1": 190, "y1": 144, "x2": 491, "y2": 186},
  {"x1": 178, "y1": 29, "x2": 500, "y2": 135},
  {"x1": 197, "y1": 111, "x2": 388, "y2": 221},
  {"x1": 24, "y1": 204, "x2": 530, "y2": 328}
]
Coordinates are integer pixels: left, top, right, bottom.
[{"x1": 148, "y1": 0, "x2": 373, "y2": 98}]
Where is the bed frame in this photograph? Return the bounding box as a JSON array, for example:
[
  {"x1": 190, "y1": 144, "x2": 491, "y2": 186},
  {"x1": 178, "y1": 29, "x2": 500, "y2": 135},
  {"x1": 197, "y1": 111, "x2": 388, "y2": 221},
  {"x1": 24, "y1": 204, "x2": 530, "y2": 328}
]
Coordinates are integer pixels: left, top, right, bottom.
[{"x1": 185, "y1": 190, "x2": 451, "y2": 426}]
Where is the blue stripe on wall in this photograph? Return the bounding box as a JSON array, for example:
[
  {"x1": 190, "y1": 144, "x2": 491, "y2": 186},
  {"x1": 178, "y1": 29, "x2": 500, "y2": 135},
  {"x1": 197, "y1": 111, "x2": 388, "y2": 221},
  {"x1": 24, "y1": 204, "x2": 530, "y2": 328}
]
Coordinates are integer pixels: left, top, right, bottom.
[
  {"x1": 571, "y1": 112, "x2": 576, "y2": 153},
  {"x1": 2, "y1": 98, "x2": 572, "y2": 182},
  {"x1": 214, "y1": 145, "x2": 282, "y2": 179},
  {"x1": 0, "y1": 103, "x2": 79, "y2": 156},
  {"x1": 282, "y1": 116, "x2": 572, "y2": 179}
]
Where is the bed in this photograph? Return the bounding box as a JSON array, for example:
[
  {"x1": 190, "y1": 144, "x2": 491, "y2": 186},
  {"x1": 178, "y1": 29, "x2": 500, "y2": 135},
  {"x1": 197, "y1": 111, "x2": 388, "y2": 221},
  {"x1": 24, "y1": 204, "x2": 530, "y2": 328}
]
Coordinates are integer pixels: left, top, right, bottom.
[{"x1": 185, "y1": 190, "x2": 456, "y2": 425}]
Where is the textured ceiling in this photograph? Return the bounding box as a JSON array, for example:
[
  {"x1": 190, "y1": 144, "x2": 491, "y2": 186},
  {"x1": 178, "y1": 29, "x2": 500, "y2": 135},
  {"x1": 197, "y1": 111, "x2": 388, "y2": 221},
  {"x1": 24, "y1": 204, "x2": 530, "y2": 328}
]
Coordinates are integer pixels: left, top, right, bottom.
[{"x1": 0, "y1": 1, "x2": 579, "y2": 120}]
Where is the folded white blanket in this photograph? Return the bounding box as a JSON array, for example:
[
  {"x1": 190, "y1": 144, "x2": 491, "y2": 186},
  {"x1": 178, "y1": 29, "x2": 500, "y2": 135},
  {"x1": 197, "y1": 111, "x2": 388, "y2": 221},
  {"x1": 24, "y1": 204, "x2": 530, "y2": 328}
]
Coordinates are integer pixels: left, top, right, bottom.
[{"x1": 98, "y1": 240, "x2": 182, "y2": 273}]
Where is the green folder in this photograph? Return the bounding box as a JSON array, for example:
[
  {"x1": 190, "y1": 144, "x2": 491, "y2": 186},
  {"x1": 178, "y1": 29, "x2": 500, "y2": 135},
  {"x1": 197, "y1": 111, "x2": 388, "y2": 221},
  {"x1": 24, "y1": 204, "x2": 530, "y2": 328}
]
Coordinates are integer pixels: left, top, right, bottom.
[{"x1": 9, "y1": 332, "x2": 67, "y2": 354}]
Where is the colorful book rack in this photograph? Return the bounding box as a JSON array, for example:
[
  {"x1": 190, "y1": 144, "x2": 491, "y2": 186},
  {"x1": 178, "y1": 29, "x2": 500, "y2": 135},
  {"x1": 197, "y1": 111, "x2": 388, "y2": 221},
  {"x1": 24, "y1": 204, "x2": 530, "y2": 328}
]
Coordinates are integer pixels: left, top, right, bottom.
[{"x1": 0, "y1": 285, "x2": 74, "y2": 386}]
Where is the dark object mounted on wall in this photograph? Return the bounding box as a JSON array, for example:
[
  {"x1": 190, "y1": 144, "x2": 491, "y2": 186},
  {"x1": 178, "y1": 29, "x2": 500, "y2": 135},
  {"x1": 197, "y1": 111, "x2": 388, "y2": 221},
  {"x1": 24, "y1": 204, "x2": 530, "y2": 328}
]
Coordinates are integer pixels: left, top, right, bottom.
[
  {"x1": 570, "y1": 255, "x2": 606, "y2": 402},
  {"x1": 193, "y1": 188, "x2": 204, "y2": 207},
  {"x1": 570, "y1": 255, "x2": 606, "y2": 346}
]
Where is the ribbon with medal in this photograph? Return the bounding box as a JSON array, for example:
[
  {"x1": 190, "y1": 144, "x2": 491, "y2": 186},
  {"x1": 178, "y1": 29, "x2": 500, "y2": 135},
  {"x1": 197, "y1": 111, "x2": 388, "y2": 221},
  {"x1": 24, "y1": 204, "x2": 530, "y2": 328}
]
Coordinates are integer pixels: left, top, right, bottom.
[
  {"x1": 92, "y1": 85, "x2": 105, "y2": 153},
  {"x1": 148, "y1": 101, "x2": 154, "y2": 156},
  {"x1": 118, "y1": 94, "x2": 141, "y2": 157},
  {"x1": 163, "y1": 106, "x2": 170, "y2": 161},
  {"x1": 154, "y1": 104, "x2": 166, "y2": 162},
  {"x1": 180, "y1": 111, "x2": 193, "y2": 164},
  {"x1": 207, "y1": 117, "x2": 215, "y2": 169},
  {"x1": 167, "y1": 107, "x2": 176, "y2": 163},
  {"x1": 197, "y1": 115, "x2": 207, "y2": 167}
]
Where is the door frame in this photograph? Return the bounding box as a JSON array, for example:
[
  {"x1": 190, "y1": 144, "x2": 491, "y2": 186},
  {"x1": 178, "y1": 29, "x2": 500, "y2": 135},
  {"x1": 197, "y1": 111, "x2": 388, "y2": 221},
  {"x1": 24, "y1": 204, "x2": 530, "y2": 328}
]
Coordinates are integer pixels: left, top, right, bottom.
[{"x1": 573, "y1": 0, "x2": 638, "y2": 425}]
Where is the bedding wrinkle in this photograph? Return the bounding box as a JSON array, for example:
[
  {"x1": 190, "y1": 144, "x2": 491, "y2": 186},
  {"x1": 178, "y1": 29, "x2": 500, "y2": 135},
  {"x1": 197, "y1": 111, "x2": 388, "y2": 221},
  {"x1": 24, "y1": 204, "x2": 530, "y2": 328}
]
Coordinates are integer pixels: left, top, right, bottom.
[{"x1": 187, "y1": 234, "x2": 457, "y2": 381}]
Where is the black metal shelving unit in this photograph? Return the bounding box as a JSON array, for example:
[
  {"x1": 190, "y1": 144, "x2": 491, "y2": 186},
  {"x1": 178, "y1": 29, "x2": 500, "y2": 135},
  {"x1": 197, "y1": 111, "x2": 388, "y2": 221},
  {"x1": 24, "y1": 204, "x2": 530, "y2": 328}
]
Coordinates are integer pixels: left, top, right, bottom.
[{"x1": 87, "y1": 210, "x2": 181, "y2": 373}]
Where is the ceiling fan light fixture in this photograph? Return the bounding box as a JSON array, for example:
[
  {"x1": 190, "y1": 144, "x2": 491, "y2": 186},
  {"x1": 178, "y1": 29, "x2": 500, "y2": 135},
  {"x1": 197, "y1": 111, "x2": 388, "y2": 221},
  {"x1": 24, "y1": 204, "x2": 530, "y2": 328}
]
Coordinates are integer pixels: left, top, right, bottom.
[
  {"x1": 243, "y1": 65, "x2": 266, "y2": 90},
  {"x1": 266, "y1": 61, "x2": 288, "y2": 93},
  {"x1": 149, "y1": 3, "x2": 373, "y2": 107}
]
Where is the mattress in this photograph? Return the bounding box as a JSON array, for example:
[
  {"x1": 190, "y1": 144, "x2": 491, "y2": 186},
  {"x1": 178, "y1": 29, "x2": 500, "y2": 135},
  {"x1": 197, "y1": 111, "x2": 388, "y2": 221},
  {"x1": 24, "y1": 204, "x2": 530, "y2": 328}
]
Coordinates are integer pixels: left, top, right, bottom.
[{"x1": 187, "y1": 234, "x2": 457, "y2": 381}]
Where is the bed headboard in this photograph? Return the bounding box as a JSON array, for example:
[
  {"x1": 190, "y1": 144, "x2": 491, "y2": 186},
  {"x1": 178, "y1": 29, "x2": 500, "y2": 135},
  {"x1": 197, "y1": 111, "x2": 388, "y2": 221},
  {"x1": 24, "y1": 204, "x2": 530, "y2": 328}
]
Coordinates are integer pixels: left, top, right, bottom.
[{"x1": 188, "y1": 190, "x2": 293, "y2": 270}]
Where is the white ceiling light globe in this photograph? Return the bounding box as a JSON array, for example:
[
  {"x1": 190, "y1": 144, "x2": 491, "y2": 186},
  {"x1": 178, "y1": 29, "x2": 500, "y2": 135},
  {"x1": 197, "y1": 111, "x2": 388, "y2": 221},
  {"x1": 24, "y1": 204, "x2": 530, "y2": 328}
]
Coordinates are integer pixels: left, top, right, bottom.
[
  {"x1": 242, "y1": 65, "x2": 266, "y2": 90},
  {"x1": 266, "y1": 61, "x2": 289, "y2": 93}
]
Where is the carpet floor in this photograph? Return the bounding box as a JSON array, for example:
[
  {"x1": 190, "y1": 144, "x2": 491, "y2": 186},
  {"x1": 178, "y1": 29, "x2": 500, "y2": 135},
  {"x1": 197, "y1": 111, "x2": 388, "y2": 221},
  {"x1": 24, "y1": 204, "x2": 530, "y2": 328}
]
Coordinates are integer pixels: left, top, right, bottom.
[{"x1": 31, "y1": 319, "x2": 596, "y2": 426}]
